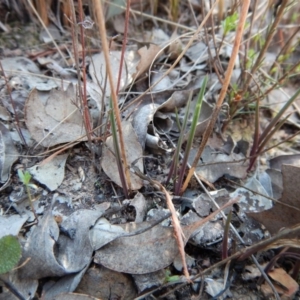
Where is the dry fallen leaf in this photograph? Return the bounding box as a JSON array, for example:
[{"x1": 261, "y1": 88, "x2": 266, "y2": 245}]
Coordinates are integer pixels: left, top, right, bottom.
[
  {"x1": 18, "y1": 207, "x2": 66, "y2": 280},
  {"x1": 42, "y1": 267, "x2": 89, "y2": 300},
  {"x1": 25, "y1": 85, "x2": 87, "y2": 147},
  {"x1": 94, "y1": 199, "x2": 237, "y2": 274},
  {"x1": 261, "y1": 268, "x2": 299, "y2": 299},
  {"x1": 89, "y1": 50, "x2": 138, "y2": 97},
  {"x1": 133, "y1": 44, "x2": 161, "y2": 78},
  {"x1": 0, "y1": 270, "x2": 38, "y2": 300},
  {"x1": 248, "y1": 164, "x2": 300, "y2": 236},
  {"x1": 75, "y1": 266, "x2": 137, "y2": 299},
  {"x1": 56, "y1": 204, "x2": 109, "y2": 272},
  {"x1": 28, "y1": 153, "x2": 69, "y2": 191},
  {"x1": 190, "y1": 146, "x2": 248, "y2": 183},
  {"x1": 268, "y1": 268, "x2": 299, "y2": 298},
  {"x1": 101, "y1": 121, "x2": 143, "y2": 190},
  {"x1": 94, "y1": 222, "x2": 178, "y2": 274},
  {"x1": 0, "y1": 214, "x2": 28, "y2": 238}
]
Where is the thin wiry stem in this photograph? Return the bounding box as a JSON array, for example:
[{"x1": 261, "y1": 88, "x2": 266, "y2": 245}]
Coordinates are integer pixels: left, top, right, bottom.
[
  {"x1": 242, "y1": 0, "x2": 289, "y2": 92},
  {"x1": 181, "y1": 0, "x2": 251, "y2": 194},
  {"x1": 93, "y1": 0, "x2": 132, "y2": 194}
]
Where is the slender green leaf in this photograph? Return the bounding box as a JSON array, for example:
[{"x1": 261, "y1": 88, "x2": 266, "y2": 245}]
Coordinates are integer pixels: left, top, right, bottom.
[{"x1": 175, "y1": 76, "x2": 208, "y2": 195}]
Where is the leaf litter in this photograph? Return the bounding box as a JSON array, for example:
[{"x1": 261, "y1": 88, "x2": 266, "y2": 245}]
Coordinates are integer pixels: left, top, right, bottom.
[{"x1": 0, "y1": 2, "x2": 300, "y2": 299}]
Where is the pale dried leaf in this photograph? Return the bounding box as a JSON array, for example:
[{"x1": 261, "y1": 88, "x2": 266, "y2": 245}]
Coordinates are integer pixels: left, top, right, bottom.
[
  {"x1": 28, "y1": 154, "x2": 69, "y2": 191},
  {"x1": 269, "y1": 154, "x2": 300, "y2": 170},
  {"x1": 42, "y1": 267, "x2": 89, "y2": 300},
  {"x1": 190, "y1": 146, "x2": 248, "y2": 183},
  {"x1": 248, "y1": 165, "x2": 300, "y2": 234},
  {"x1": 94, "y1": 200, "x2": 237, "y2": 274},
  {"x1": 56, "y1": 204, "x2": 109, "y2": 272},
  {"x1": 18, "y1": 207, "x2": 66, "y2": 279},
  {"x1": 89, "y1": 218, "x2": 127, "y2": 251},
  {"x1": 0, "y1": 215, "x2": 28, "y2": 238},
  {"x1": 230, "y1": 176, "x2": 273, "y2": 213},
  {"x1": 124, "y1": 192, "x2": 147, "y2": 223},
  {"x1": 75, "y1": 266, "x2": 137, "y2": 299},
  {"x1": 89, "y1": 51, "x2": 138, "y2": 97},
  {"x1": 132, "y1": 270, "x2": 166, "y2": 292},
  {"x1": 94, "y1": 223, "x2": 178, "y2": 274},
  {"x1": 132, "y1": 103, "x2": 158, "y2": 149},
  {"x1": 101, "y1": 121, "x2": 143, "y2": 190},
  {"x1": 0, "y1": 57, "x2": 40, "y2": 76},
  {"x1": 248, "y1": 164, "x2": 300, "y2": 235},
  {"x1": 205, "y1": 278, "x2": 232, "y2": 299},
  {"x1": 25, "y1": 86, "x2": 87, "y2": 147},
  {"x1": 133, "y1": 44, "x2": 161, "y2": 78}
]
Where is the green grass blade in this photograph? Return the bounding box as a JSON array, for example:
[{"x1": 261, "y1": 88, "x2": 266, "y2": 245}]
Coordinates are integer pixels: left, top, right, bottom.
[
  {"x1": 166, "y1": 92, "x2": 192, "y2": 186},
  {"x1": 175, "y1": 75, "x2": 208, "y2": 195}
]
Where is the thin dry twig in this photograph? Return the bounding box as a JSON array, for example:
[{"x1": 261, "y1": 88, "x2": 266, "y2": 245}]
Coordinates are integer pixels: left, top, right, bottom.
[
  {"x1": 27, "y1": 0, "x2": 68, "y2": 66},
  {"x1": 122, "y1": 1, "x2": 219, "y2": 113},
  {"x1": 93, "y1": 0, "x2": 132, "y2": 192},
  {"x1": 181, "y1": 0, "x2": 251, "y2": 194},
  {"x1": 242, "y1": 0, "x2": 289, "y2": 92}
]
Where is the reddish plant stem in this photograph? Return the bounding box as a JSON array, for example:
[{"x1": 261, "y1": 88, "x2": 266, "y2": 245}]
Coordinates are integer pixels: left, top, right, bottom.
[{"x1": 77, "y1": 0, "x2": 92, "y2": 137}]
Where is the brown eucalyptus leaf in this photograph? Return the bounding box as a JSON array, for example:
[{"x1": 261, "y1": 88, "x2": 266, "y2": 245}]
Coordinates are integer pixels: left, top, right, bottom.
[
  {"x1": 133, "y1": 44, "x2": 161, "y2": 78},
  {"x1": 25, "y1": 86, "x2": 86, "y2": 147},
  {"x1": 248, "y1": 164, "x2": 300, "y2": 235},
  {"x1": 94, "y1": 223, "x2": 178, "y2": 274},
  {"x1": 76, "y1": 266, "x2": 137, "y2": 300},
  {"x1": 94, "y1": 199, "x2": 237, "y2": 274}
]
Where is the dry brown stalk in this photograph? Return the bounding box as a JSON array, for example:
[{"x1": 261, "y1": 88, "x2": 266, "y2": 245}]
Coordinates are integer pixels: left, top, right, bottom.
[
  {"x1": 180, "y1": 0, "x2": 251, "y2": 194},
  {"x1": 93, "y1": 0, "x2": 132, "y2": 192}
]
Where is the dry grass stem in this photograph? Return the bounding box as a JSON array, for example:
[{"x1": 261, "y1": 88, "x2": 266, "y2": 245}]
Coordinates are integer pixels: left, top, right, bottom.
[
  {"x1": 122, "y1": 1, "x2": 219, "y2": 113},
  {"x1": 93, "y1": 0, "x2": 132, "y2": 191},
  {"x1": 27, "y1": 0, "x2": 68, "y2": 65},
  {"x1": 180, "y1": 0, "x2": 251, "y2": 194}
]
